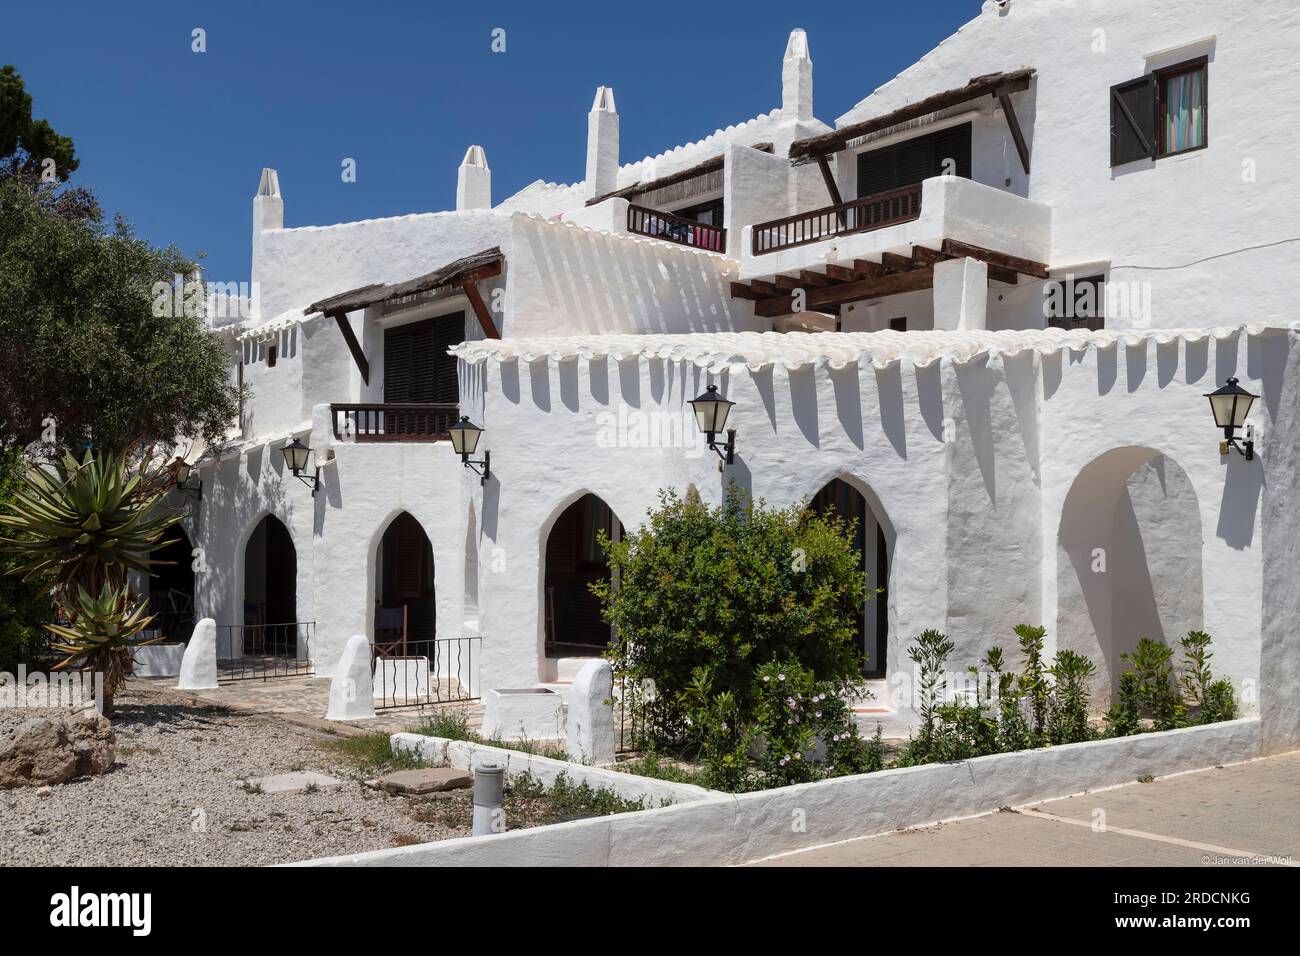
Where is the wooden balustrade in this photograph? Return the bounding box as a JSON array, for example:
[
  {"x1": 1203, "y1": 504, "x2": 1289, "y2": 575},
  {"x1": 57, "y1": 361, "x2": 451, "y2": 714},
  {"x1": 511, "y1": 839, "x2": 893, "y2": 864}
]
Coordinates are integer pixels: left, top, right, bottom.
[
  {"x1": 751, "y1": 184, "x2": 923, "y2": 256},
  {"x1": 627, "y1": 203, "x2": 726, "y2": 253},
  {"x1": 330, "y1": 404, "x2": 458, "y2": 443}
]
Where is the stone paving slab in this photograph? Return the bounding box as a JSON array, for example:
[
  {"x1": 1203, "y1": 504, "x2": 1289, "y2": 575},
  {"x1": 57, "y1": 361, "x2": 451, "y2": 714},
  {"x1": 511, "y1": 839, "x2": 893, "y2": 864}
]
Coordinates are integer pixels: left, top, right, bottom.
[
  {"x1": 131, "y1": 676, "x2": 485, "y2": 736},
  {"x1": 241, "y1": 771, "x2": 345, "y2": 794},
  {"x1": 367, "y1": 768, "x2": 473, "y2": 795},
  {"x1": 754, "y1": 750, "x2": 1300, "y2": 867}
]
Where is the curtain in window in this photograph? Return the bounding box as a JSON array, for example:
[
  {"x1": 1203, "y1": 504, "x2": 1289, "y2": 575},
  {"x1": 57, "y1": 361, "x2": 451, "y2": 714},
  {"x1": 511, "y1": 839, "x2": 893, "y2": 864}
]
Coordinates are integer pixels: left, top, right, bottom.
[{"x1": 1163, "y1": 68, "x2": 1206, "y2": 153}]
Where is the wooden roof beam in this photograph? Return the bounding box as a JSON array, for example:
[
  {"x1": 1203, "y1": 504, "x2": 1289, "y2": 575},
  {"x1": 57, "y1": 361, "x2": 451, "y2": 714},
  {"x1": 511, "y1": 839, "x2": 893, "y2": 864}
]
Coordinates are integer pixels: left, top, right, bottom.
[
  {"x1": 940, "y1": 238, "x2": 1049, "y2": 279},
  {"x1": 754, "y1": 267, "x2": 935, "y2": 317}
]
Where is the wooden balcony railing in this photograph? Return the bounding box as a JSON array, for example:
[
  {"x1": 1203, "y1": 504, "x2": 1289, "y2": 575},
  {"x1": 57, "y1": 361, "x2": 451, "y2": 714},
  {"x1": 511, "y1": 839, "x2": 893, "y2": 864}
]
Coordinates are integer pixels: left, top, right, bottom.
[
  {"x1": 330, "y1": 403, "x2": 458, "y2": 443},
  {"x1": 627, "y1": 203, "x2": 726, "y2": 253},
  {"x1": 751, "y1": 183, "x2": 923, "y2": 256}
]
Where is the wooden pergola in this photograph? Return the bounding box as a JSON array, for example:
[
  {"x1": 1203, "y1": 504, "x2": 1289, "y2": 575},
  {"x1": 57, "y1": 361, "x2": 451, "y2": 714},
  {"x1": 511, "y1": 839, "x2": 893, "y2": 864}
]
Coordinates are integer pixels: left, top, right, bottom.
[
  {"x1": 305, "y1": 247, "x2": 504, "y2": 385},
  {"x1": 730, "y1": 239, "x2": 1049, "y2": 319},
  {"x1": 787, "y1": 69, "x2": 1036, "y2": 210}
]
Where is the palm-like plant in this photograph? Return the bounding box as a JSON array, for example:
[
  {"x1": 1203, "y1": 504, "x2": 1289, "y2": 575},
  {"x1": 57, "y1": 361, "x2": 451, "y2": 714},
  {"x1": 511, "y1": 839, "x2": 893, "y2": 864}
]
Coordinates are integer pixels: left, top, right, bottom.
[{"x1": 0, "y1": 449, "x2": 179, "y2": 708}]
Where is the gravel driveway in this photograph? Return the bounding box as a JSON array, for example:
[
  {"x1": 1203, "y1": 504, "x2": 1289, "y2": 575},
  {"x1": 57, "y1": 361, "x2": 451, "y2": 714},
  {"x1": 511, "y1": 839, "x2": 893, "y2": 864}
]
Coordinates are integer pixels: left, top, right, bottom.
[{"x1": 0, "y1": 686, "x2": 528, "y2": 866}]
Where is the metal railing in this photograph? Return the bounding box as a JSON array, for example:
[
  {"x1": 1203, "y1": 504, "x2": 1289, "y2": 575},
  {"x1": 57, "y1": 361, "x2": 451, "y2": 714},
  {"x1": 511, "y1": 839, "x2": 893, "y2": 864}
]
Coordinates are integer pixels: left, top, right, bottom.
[
  {"x1": 371, "y1": 635, "x2": 482, "y2": 710},
  {"x1": 751, "y1": 183, "x2": 923, "y2": 256},
  {"x1": 330, "y1": 403, "x2": 458, "y2": 443},
  {"x1": 614, "y1": 668, "x2": 693, "y2": 755},
  {"x1": 216, "y1": 622, "x2": 314, "y2": 682},
  {"x1": 627, "y1": 204, "x2": 726, "y2": 253}
]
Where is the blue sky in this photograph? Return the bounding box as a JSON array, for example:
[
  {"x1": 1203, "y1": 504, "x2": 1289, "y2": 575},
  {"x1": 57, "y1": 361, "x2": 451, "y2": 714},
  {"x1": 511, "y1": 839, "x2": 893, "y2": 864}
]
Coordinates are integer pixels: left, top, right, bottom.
[{"x1": 2, "y1": 1, "x2": 978, "y2": 285}]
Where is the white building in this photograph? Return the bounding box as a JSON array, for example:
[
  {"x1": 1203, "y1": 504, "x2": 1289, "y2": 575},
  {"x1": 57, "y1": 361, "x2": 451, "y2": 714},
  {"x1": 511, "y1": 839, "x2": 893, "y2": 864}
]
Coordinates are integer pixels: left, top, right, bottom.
[{"x1": 165, "y1": 0, "x2": 1300, "y2": 752}]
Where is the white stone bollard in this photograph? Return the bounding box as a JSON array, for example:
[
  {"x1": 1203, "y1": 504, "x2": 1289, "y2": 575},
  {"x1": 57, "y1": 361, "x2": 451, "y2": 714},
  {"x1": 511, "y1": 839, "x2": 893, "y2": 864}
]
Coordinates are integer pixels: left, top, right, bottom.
[
  {"x1": 565, "y1": 659, "x2": 616, "y2": 765},
  {"x1": 176, "y1": 618, "x2": 219, "y2": 690},
  {"x1": 326, "y1": 635, "x2": 375, "y2": 721}
]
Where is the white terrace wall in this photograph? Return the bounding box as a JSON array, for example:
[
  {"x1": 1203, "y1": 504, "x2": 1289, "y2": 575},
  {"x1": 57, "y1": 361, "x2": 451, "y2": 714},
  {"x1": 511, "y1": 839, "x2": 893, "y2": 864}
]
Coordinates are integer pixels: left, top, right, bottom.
[
  {"x1": 455, "y1": 326, "x2": 1276, "y2": 708},
  {"x1": 832, "y1": 0, "x2": 1300, "y2": 331}
]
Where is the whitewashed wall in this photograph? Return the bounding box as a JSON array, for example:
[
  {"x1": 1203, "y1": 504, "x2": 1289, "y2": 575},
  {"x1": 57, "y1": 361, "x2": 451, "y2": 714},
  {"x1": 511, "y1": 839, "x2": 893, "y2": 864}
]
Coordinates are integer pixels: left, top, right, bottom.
[{"x1": 828, "y1": 0, "x2": 1300, "y2": 331}]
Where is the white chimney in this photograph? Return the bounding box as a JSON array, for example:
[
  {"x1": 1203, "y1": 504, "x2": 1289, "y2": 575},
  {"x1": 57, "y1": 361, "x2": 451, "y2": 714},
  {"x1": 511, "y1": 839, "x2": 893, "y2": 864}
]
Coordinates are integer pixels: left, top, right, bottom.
[
  {"x1": 782, "y1": 29, "x2": 813, "y2": 121},
  {"x1": 252, "y1": 167, "x2": 283, "y2": 239},
  {"x1": 457, "y1": 145, "x2": 492, "y2": 210},
  {"x1": 585, "y1": 86, "x2": 619, "y2": 200}
]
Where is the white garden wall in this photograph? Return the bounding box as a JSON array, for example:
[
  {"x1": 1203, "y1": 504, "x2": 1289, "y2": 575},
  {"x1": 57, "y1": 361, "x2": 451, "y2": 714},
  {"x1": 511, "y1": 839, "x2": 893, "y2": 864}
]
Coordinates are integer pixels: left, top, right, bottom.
[{"x1": 296, "y1": 717, "x2": 1262, "y2": 867}]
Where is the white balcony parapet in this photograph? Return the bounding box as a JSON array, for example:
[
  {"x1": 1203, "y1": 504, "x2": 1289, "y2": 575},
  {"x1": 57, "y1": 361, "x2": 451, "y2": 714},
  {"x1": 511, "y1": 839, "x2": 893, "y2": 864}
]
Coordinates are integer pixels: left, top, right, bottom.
[{"x1": 739, "y1": 176, "x2": 1052, "y2": 281}]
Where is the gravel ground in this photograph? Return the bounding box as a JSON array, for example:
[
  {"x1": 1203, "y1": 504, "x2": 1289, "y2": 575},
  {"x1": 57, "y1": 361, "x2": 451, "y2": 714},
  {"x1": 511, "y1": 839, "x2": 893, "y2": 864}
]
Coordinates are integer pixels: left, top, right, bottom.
[{"x1": 0, "y1": 686, "x2": 561, "y2": 866}]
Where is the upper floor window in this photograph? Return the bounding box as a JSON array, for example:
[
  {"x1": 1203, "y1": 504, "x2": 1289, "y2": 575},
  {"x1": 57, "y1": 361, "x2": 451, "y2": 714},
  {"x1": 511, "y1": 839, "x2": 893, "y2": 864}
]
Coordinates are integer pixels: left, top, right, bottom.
[
  {"x1": 857, "y1": 122, "x2": 971, "y2": 198},
  {"x1": 1046, "y1": 274, "x2": 1105, "y2": 331},
  {"x1": 1111, "y1": 58, "x2": 1207, "y2": 166}
]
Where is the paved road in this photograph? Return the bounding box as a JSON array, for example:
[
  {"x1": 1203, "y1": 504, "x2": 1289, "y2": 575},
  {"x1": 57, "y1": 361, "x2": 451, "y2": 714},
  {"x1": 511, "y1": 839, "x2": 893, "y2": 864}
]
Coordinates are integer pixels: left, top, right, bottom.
[{"x1": 754, "y1": 750, "x2": 1300, "y2": 867}]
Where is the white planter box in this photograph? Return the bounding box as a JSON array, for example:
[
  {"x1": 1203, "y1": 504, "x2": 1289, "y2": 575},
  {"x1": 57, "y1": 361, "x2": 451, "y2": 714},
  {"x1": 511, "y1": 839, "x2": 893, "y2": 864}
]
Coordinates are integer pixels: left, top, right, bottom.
[
  {"x1": 482, "y1": 687, "x2": 564, "y2": 742},
  {"x1": 133, "y1": 643, "x2": 187, "y2": 678}
]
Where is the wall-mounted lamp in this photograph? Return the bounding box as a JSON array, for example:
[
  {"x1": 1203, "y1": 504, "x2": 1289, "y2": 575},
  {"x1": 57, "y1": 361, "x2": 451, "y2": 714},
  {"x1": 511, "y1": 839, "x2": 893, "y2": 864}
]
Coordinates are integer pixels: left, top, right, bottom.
[
  {"x1": 169, "y1": 456, "x2": 203, "y2": 501},
  {"x1": 449, "y1": 416, "x2": 491, "y2": 484},
  {"x1": 1205, "y1": 377, "x2": 1258, "y2": 460},
  {"x1": 281, "y1": 437, "x2": 321, "y2": 495},
  {"x1": 689, "y1": 384, "x2": 737, "y2": 465}
]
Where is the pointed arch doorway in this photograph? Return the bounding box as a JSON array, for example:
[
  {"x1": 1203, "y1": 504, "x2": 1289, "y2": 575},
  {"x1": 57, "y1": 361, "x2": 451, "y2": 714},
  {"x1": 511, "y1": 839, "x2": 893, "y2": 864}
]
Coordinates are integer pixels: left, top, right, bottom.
[{"x1": 809, "y1": 478, "x2": 889, "y2": 678}]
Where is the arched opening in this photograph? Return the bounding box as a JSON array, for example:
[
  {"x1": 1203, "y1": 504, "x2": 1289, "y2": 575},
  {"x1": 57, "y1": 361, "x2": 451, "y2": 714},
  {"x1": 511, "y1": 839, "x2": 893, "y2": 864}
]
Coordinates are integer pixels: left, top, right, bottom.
[
  {"x1": 544, "y1": 494, "x2": 623, "y2": 657},
  {"x1": 149, "y1": 526, "x2": 195, "y2": 642},
  {"x1": 809, "y1": 478, "x2": 889, "y2": 678},
  {"x1": 1057, "y1": 448, "x2": 1203, "y2": 693},
  {"x1": 243, "y1": 514, "x2": 298, "y2": 653},
  {"x1": 374, "y1": 512, "x2": 436, "y2": 654}
]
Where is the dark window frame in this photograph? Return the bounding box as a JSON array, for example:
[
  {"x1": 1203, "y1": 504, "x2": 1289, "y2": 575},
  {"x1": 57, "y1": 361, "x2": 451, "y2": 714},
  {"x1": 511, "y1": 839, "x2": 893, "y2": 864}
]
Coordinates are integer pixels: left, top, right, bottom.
[
  {"x1": 1046, "y1": 274, "x2": 1106, "y2": 331},
  {"x1": 1155, "y1": 56, "x2": 1209, "y2": 158}
]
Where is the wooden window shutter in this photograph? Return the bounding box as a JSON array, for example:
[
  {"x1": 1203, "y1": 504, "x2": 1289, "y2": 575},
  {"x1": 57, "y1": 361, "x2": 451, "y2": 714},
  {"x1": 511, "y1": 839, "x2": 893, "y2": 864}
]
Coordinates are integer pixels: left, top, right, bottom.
[
  {"x1": 385, "y1": 313, "x2": 462, "y2": 404},
  {"x1": 1111, "y1": 75, "x2": 1158, "y2": 166},
  {"x1": 384, "y1": 325, "x2": 415, "y2": 403},
  {"x1": 432, "y1": 312, "x2": 464, "y2": 405}
]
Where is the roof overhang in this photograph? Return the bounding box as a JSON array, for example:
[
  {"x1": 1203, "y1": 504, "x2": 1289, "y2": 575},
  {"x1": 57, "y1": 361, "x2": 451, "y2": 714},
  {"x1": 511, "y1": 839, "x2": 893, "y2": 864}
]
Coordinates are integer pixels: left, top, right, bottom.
[
  {"x1": 789, "y1": 69, "x2": 1035, "y2": 166},
  {"x1": 304, "y1": 247, "x2": 505, "y2": 386}
]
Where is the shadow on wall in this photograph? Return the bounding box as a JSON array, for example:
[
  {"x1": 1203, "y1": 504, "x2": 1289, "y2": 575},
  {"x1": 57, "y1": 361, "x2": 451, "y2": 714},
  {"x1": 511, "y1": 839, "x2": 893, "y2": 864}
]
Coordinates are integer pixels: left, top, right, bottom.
[{"x1": 1057, "y1": 446, "x2": 1203, "y2": 694}]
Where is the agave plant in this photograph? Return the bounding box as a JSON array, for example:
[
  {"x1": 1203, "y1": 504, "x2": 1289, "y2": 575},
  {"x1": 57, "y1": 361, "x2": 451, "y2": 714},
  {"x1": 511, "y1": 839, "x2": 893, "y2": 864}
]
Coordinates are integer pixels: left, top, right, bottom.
[
  {"x1": 0, "y1": 450, "x2": 178, "y2": 599},
  {"x1": 0, "y1": 449, "x2": 178, "y2": 708},
  {"x1": 46, "y1": 581, "x2": 159, "y2": 707}
]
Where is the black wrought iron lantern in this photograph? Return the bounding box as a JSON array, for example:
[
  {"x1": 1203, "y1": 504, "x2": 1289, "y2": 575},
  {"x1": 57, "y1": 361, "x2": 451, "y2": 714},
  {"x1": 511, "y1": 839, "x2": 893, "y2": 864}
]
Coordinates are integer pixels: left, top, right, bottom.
[
  {"x1": 689, "y1": 384, "x2": 737, "y2": 465},
  {"x1": 1204, "y1": 377, "x2": 1257, "y2": 460},
  {"x1": 448, "y1": 416, "x2": 491, "y2": 484},
  {"x1": 170, "y1": 456, "x2": 203, "y2": 501},
  {"x1": 281, "y1": 437, "x2": 321, "y2": 495}
]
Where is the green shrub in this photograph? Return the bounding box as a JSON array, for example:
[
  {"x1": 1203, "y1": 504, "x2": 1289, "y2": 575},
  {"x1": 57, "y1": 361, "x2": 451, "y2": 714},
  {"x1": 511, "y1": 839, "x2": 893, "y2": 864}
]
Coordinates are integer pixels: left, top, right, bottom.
[
  {"x1": 596, "y1": 487, "x2": 871, "y2": 743},
  {"x1": 1014, "y1": 624, "x2": 1049, "y2": 740},
  {"x1": 1179, "y1": 630, "x2": 1238, "y2": 724},
  {"x1": 1104, "y1": 671, "x2": 1143, "y2": 737},
  {"x1": 1046, "y1": 649, "x2": 1097, "y2": 745}
]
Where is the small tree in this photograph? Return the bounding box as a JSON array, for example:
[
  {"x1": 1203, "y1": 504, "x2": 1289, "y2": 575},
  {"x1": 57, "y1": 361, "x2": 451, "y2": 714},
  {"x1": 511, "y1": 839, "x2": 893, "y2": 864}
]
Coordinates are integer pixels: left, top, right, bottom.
[{"x1": 595, "y1": 487, "x2": 872, "y2": 744}]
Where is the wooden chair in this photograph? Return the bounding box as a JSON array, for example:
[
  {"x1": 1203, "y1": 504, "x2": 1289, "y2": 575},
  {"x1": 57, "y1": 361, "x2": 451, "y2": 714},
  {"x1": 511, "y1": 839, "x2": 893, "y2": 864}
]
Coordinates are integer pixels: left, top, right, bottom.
[{"x1": 374, "y1": 605, "x2": 408, "y2": 657}]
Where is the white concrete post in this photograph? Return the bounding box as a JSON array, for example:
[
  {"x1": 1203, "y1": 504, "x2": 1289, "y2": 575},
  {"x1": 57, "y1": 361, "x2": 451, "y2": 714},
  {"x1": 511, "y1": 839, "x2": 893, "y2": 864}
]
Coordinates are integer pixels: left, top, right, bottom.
[
  {"x1": 456, "y1": 145, "x2": 492, "y2": 211},
  {"x1": 933, "y1": 257, "x2": 989, "y2": 331},
  {"x1": 565, "y1": 659, "x2": 616, "y2": 765},
  {"x1": 586, "y1": 87, "x2": 619, "y2": 200},
  {"x1": 326, "y1": 634, "x2": 375, "y2": 721},
  {"x1": 782, "y1": 28, "x2": 813, "y2": 121},
  {"x1": 176, "y1": 618, "x2": 219, "y2": 691}
]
